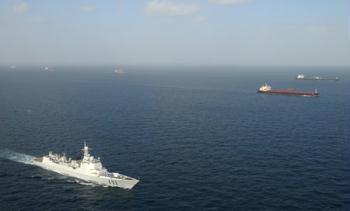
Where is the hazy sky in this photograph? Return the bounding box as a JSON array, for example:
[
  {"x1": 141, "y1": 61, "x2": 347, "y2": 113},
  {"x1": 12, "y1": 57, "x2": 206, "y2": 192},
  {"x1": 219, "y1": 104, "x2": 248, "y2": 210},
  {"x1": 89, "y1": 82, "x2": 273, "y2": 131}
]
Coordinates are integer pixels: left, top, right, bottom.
[{"x1": 0, "y1": 0, "x2": 349, "y2": 66}]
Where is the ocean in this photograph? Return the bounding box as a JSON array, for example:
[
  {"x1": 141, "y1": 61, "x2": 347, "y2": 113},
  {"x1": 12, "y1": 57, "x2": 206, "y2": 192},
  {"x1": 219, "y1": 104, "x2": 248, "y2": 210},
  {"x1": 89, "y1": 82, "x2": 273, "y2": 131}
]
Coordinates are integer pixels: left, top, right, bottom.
[{"x1": 0, "y1": 66, "x2": 349, "y2": 210}]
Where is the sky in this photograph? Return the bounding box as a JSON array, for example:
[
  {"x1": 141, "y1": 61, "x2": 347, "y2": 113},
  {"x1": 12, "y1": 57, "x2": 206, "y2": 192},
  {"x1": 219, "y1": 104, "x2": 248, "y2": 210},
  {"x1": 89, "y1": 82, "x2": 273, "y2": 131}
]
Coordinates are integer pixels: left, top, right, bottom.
[{"x1": 0, "y1": 0, "x2": 349, "y2": 66}]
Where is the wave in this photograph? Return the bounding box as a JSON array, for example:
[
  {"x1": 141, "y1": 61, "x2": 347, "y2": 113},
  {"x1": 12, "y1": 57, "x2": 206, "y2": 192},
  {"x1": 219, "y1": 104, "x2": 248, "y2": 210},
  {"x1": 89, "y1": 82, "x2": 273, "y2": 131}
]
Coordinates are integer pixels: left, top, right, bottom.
[{"x1": 0, "y1": 148, "x2": 35, "y2": 165}]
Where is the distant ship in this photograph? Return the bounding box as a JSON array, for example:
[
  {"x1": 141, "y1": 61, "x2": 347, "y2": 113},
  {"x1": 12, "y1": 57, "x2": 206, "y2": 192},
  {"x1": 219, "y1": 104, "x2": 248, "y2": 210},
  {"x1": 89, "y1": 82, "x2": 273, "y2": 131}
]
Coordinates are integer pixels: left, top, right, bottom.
[
  {"x1": 43, "y1": 66, "x2": 54, "y2": 72},
  {"x1": 33, "y1": 143, "x2": 139, "y2": 189},
  {"x1": 114, "y1": 68, "x2": 126, "y2": 74},
  {"x1": 296, "y1": 74, "x2": 339, "y2": 81},
  {"x1": 258, "y1": 83, "x2": 319, "y2": 97}
]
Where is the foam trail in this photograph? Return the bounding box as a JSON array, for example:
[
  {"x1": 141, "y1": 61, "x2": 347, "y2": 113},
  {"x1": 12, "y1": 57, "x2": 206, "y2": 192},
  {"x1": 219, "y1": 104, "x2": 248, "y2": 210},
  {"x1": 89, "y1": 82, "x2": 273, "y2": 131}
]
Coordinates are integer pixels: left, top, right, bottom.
[{"x1": 0, "y1": 149, "x2": 35, "y2": 165}]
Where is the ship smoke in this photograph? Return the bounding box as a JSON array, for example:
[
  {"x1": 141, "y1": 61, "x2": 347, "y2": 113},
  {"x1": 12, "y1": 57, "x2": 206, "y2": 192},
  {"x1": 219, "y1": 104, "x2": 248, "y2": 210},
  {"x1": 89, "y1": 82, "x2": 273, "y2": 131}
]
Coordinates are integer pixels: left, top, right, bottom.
[{"x1": 0, "y1": 149, "x2": 34, "y2": 165}]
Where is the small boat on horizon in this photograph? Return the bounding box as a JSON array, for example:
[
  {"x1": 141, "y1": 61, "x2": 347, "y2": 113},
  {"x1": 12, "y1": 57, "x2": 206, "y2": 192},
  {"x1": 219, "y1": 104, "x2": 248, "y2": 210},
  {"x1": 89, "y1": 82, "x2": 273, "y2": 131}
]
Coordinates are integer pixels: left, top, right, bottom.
[
  {"x1": 296, "y1": 74, "x2": 339, "y2": 81},
  {"x1": 114, "y1": 68, "x2": 126, "y2": 74},
  {"x1": 43, "y1": 66, "x2": 54, "y2": 72},
  {"x1": 258, "y1": 83, "x2": 319, "y2": 97}
]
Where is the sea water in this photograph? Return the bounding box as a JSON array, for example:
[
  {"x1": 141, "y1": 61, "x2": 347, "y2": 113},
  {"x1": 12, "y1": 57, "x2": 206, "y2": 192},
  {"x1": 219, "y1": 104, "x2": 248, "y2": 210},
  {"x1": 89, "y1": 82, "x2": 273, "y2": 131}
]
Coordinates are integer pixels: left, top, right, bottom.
[{"x1": 0, "y1": 66, "x2": 349, "y2": 210}]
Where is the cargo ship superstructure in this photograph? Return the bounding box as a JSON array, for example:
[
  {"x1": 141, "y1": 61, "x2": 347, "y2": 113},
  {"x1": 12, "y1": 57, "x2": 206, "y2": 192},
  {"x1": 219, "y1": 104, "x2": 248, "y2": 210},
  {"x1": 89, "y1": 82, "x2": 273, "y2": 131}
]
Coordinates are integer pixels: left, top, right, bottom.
[
  {"x1": 33, "y1": 143, "x2": 139, "y2": 189},
  {"x1": 258, "y1": 83, "x2": 319, "y2": 97}
]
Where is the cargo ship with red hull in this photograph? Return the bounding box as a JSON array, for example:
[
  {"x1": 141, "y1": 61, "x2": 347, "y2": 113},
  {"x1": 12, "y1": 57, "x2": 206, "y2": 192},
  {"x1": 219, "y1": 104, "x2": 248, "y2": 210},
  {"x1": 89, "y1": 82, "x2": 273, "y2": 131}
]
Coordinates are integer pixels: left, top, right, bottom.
[{"x1": 258, "y1": 83, "x2": 319, "y2": 97}]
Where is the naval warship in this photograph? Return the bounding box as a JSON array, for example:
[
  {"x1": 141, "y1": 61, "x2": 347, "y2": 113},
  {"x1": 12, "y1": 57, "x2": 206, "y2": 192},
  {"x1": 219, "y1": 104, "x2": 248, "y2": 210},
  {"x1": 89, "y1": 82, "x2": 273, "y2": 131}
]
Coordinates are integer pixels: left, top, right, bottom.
[{"x1": 32, "y1": 143, "x2": 139, "y2": 189}]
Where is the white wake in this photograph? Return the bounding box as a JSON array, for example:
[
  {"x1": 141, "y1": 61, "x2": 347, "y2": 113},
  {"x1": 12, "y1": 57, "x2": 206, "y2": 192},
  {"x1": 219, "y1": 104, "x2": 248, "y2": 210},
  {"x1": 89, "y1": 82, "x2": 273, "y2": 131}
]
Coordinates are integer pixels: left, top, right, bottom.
[{"x1": 0, "y1": 148, "x2": 35, "y2": 165}]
